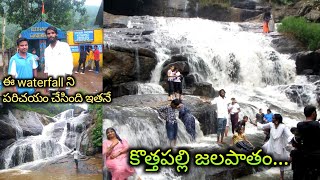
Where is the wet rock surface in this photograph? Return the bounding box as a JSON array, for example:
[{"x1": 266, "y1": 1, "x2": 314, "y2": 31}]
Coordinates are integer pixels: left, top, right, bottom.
[{"x1": 0, "y1": 154, "x2": 103, "y2": 180}]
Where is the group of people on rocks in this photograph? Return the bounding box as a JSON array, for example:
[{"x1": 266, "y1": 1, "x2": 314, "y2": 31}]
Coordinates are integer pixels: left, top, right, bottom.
[
  {"x1": 103, "y1": 73, "x2": 320, "y2": 180},
  {"x1": 204, "y1": 88, "x2": 320, "y2": 180}
]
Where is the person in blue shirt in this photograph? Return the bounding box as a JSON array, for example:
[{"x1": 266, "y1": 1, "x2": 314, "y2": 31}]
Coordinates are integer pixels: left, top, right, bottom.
[
  {"x1": 264, "y1": 109, "x2": 274, "y2": 123},
  {"x1": 8, "y1": 38, "x2": 38, "y2": 94}
]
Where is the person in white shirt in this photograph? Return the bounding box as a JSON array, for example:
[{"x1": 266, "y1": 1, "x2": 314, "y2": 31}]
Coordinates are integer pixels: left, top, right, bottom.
[
  {"x1": 173, "y1": 68, "x2": 183, "y2": 100},
  {"x1": 167, "y1": 66, "x2": 175, "y2": 101},
  {"x1": 211, "y1": 89, "x2": 229, "y2": 144},
  {"x1": 69, "y1": 148, "x2": 83, "y2": 169},
  {"x1": 44, "y1": 26, "x2": 73, "y2": 95},
  {"x1": 228, "y1": 98, "x2": 241, "y2": 134}
]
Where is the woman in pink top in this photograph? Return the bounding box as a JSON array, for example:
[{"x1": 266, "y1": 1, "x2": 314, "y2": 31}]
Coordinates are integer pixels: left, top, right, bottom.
[{"x1": 103, "y1": 128, "x2": 136, "y2": 180}]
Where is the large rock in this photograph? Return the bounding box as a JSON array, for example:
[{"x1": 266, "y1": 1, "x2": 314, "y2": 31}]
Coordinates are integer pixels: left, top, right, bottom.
[
  {"x1": 192, "y1": 82, "x2": 216, "y2": 98},
  {"x1": 11, "y1": 109, "x2": 44, "y2": 136},
  {"x1": 110, "y1": 94, "x2": 217, "y2": 135},
  {"x1": 0, "y1": 139, "x2": 15, "y2": 150},
  {"x1": 305, "y1": 10, "x2": 320, "y2": 22},
  {"x1": 230, "y1": 0, "x2": 256, "y2": 10},
  {"x1": 296, "y1": 51, "x2": 320, "y2": 75},
  {"x1": 104, "y1": 48, "x2": 157, "y2": 85},
  {"x1": 284, "y1": 85, "x2": 311, "y2": 107},
  {"x1": 298, "y1": 3, "x2": 313, "y2": 16},
  {"x1": 0, "y1": 120, "x2": 16, "y2": 140},
  {"x1": 271, "y1": 36, "x2": 305, "y2": 54},
  {"x1": 112, "y1": 81, "x2": 139, "y2": 98},
  {"x1": 189, "y1": 4, "x2": 263, "y2": 22}
]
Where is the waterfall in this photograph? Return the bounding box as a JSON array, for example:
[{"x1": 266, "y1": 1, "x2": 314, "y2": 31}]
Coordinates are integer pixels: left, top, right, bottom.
[
  {"x1": 195, "y1": 3, "x2": 199, "y2": 17},
  {"x1": 104, "y1": 106, "x2": 203, "y2": 148},
  {"x1": 0, "y1": 109, "x2": 88, "y2": 170},
  {"x1": 104, "y1": 16, "x2": 318, "y2": 179},
  {"x1": 7, "y1": 111, "x2": 23, "y2": 138},
  {"x1": 135, "y1": 47, "x2": 141, "y2": 82}
]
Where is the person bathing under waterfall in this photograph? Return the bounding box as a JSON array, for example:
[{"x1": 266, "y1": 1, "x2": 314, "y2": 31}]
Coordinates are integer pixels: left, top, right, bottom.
[
  {"x1": 178, "y1": 102, "x2": 196, "y2": 141},
  {"x1": 68, "y1": 148, "x2": 84, "y2": 169},
  {"x1": 158, "y1": 99, "x2": 181, "y2": 147}
]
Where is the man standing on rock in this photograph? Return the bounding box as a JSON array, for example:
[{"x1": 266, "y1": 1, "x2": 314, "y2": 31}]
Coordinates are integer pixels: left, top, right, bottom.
[
  {"x1": 228, "y1": 97, "x2": 241, "y2": 134},
  {"x1": 211, "y1": 89, "x2": 229, "y2": 144}
]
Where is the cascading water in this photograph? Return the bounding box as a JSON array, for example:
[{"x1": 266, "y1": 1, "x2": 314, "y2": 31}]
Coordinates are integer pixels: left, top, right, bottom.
[
  {"x1": 6, "y1": 111, "x2": 23, "y2": 138},
  {"x1": 135, "y1": 47, "x2": 141, "y2": 82},
  {"x1": 0, "y1": 109, "x2": 88, "y2": 170},
  {"x1": 104, "y1": 16, "x2": 319, "y2": 179}
]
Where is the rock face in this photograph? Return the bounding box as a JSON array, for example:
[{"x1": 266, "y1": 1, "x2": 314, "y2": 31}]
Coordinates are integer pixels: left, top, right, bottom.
[
  {"x1": 10, "y1": 109, "x2": 44, "y2": 136},
  {"x1": 192, "y1": 82, "x2": 216, "y2": 98},
  {"x1": 110, "y1": 94, "x2": 217, "y2": 135},
  {"x1": 105, "y1": 0, "x2": 264, "y2": 22},
  {"x1": 0, "y1": 118, "x2": 17, "y2": 150},
  {"x1": 112, "y1": 81, "x2": 139, "y2": 98},
  {"x1": 273, "y1": 1, "x2": 320, "y2": 23},
  {"x1": 296, "y1": 50, "x2": 320, "y2": 75},
  {"x1": 103, "y1": 47, "x2": 157, "y2": 84},
  {"x1": 271, "y1": 36, "x2": 305, "y2": 54}
]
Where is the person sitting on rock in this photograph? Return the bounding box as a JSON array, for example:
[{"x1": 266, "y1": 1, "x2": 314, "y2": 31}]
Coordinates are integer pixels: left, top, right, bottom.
[{"x1": 231, "y1": 127, "x2": 254, "y2": 152}]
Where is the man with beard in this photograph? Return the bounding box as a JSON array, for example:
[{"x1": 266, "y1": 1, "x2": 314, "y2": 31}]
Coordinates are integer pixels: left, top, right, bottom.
[
  {"x1": 8, "y1": 38, "x2": 38, "y2": 94},
  {"x1": 44, "y1": 26, "x2": 73, "y2": 94},
  {"x1": 211, "y1": 89, "x2": 229, "y2": 144}
]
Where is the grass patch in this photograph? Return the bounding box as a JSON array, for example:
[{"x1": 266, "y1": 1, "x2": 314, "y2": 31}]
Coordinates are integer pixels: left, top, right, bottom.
[{"x1": 278, "y1": 16, "x2": 320, "y2": 51}]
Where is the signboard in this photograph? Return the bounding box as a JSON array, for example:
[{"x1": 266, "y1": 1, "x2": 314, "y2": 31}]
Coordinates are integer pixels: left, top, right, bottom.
[
  {"x1": 74, "y1": 30, "x2": 94, "y2": 43},
  {"x1": 21, "y1": 21, "x2": 66, "y2": 40},
  {"x1": 70, "y1": 46, "x2": 79, "y2": 53}
]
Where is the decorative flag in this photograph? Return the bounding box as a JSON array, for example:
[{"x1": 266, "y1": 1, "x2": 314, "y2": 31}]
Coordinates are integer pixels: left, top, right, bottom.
[{"x1": 41, "y1": 1, "x2": 47, "y2": 21}]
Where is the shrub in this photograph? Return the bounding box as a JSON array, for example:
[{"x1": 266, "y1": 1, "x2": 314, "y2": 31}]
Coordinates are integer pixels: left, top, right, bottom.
[
  {"x1": 278, "y1": 16, "x2": 320, "y2": 51},
  {"x1": 90, "y1": 104, "x2": 103, "y2": 148}
]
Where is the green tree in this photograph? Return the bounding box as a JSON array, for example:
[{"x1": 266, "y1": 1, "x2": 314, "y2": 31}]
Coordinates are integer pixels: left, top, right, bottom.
[{"x1": 0, "y1": 0, "x2": 86, "y2": 29}]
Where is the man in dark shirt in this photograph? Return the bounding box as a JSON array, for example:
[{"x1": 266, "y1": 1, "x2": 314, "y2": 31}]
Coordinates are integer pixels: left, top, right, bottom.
[
  {"x1": 235, "y1": 116, "x2": 248, "y2": 133},
  {"x1": 255, "y1": 108, "x2": 266, "y2": 124},
  {"x1": 293, "y1": 105, "x2": 320, "y2": 179},
  {"x1": 75, "y1": 46, "x2": 87, "y2": 74}
]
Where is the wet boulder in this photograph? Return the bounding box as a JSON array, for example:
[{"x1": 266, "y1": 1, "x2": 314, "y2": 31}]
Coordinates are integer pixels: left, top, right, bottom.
[{"x1": 296, "y1": 51, "x2": 320, "y2": 75}]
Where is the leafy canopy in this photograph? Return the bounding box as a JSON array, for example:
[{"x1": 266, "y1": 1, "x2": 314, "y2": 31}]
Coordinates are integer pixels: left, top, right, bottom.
[{"x1": 0, "y1": 0, "x2": 86, "y2": 29}]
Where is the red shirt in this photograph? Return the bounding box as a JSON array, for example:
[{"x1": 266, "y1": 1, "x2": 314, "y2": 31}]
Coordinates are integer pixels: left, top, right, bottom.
[{"x1": 94, "y1": 49, "x2": 100, "y2": 60}]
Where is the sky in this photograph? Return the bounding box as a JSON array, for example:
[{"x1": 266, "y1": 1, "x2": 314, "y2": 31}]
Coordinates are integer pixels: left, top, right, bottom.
[{"x1": 85, "y1": 0, "x2": 102, "y2": 6}]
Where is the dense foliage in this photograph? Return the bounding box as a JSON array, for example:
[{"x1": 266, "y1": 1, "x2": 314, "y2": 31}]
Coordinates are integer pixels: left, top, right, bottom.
[
  {"x1": 89, "y1": 104, "x2": 103, "y2": 148},
  {"x1": 278, "y1": 16, "x2": 320, "y2": 50}
]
